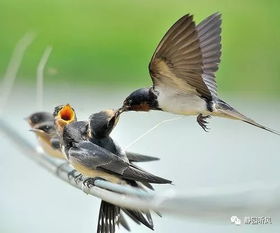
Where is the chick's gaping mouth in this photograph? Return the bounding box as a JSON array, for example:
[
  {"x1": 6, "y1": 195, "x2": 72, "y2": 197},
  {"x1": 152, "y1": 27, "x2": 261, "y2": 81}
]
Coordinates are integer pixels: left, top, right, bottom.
[{"x1": 58, "y1": 104, "x2": 75, "y2": 122}]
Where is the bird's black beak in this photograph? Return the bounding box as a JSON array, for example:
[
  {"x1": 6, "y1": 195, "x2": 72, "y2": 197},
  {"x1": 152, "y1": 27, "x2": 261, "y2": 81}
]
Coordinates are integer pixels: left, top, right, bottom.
[
  {"x1": 29, "y1": 128, "x2": 40, "y2": 133},
  {"x1": 29, "y1": 128, "x2": 45, "y2": 135},
  {"x1": 118, "y1": 107, "x2": 126, "y2": 115},
  {"x1": 115, "y1": 108, "x2": 123, "y2": 117},
  {"x1": 120, "y1": 101, "x2": 130, "y2": 112}
]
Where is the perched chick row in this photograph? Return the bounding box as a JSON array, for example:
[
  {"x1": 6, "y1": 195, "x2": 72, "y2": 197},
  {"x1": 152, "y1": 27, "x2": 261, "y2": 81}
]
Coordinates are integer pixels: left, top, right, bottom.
[{"x1": 27, "y1": 104, "x2": 171, "y2": 233}]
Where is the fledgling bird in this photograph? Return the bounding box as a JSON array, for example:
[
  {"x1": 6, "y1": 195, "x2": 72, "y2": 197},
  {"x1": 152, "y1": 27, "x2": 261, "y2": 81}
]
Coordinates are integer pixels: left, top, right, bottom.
[
  {"x1": 88, "y1": 109, "x2": 124, "y2": 157},
  {"x1": 26, "y1": 112, "x2": 64, "y2": 159},
  {"x1": 27, "y1": 104, "x2": 78, "y2": 159},
  {"x1": 53, "y1": 104, "x2": 77, "y2": 136},
  {"x1": 61, "y1": 109, "x2": 171, "y2": 233},
  {"x1": 121, "y1": 13, "x2": 279, "y2": 135}
]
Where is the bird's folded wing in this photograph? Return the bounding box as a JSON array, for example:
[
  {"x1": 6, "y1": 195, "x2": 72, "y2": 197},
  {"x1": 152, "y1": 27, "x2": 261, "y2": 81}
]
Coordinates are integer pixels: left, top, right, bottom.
[
  {"x1": 69, "y1": 141, "x2": 171, "y2": 184},
  {"x1": 126, "y1": 151, "x2": 160, "y2": 162}
]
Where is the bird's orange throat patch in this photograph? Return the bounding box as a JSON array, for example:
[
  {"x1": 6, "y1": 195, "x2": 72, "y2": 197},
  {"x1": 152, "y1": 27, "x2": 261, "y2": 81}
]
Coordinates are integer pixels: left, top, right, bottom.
[{"x1": 132, "y1": 102, "x2": 151, "y2": 111}]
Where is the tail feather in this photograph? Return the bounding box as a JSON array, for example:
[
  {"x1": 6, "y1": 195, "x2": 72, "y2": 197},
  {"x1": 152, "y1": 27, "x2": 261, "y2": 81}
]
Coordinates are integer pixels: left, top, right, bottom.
[
  {"x1": 97, "y1": 201, "x2": 120, "y2": 233},
  {"x1": 96, "y1": 180, "x2": 158, "y2": 232},
  {"x1": 122, "y1": 209, "x2": 154, "y2": 230},
  {"x1": 119, "y1": 212, "x2": 131, "y2": 231},
  {"x1": 215, "y1": 99, "x2": 280, "y2": 135},
  {"x1": 121, "y1": 180, "x2": 156, "y2": 230}
]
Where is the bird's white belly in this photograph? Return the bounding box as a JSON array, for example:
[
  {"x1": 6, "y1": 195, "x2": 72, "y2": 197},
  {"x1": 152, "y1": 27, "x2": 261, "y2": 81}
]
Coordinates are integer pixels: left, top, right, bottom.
[{"x1": 156, "y1": 88, "x2": 208, "y2": 116}]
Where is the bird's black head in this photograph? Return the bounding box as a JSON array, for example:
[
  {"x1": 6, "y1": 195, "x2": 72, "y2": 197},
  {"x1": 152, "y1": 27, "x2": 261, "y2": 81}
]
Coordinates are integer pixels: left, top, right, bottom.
[
  {"x1": 62, "y1": 121, "x2": 88, "y2": 150},
  {"x1": 53, "y1": 104, "x2": 76, "y2": 123},
  {"x1": 89, "y1": 109, "x2": 120, "y2": 138},
  {"x1": 122, "y1": 87, "x2": 159, "y2": 112},
  {"x1": 27, "y1": 112, "x2": 54, "y2": 128}
]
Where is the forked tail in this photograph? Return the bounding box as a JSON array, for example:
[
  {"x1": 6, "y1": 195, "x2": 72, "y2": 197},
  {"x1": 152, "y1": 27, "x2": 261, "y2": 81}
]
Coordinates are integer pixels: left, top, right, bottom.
[
  {"x1": 214, "y1": 99, "x2": 280, "y2": 136},
  {"x1": 97, "y1": 200, "x2": 154, "y2": 233}
]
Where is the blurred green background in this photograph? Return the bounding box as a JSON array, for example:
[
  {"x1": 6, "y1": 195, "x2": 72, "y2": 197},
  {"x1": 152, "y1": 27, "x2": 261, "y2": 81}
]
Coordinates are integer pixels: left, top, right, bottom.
[
  {"x1": 0, "y1": 0, "x2": 280, "y2": 95},
  {"x1": 1, "y1": 2, "x2": 280, "y2": 233}
]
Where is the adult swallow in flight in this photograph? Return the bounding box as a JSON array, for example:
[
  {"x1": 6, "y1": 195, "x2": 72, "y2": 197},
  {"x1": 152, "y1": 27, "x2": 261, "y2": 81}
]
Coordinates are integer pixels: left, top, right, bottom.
[
  {"x1": 27, "y1": 112, "x2": 65, "y2": 159},
  {"x1": 61, "y1": 114, "x2": 171, "y2": 233},
  {"x1": 121, "y1": 13, "x2": 279, "y2": 135}
]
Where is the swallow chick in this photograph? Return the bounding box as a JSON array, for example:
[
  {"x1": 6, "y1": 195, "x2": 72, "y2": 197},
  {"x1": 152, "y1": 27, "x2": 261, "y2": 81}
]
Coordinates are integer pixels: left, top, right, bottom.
[
  {"x1": 88, "y1": 109, "x2": 158, "y2": 192},
  {"x1": 53, "y1": 104, "x2": 77, "y2": 136},
  {"x1": 62, "y1": 117, "x2": 171, "y2": 233},
  {"x1": 88, "y1": 109, "x2": 123, "y2": 156},
  {"x1": 121, "y1": 13, "x2": 279, "y2": 135},
  {"x1": 27, "y1": 112, "x2": 64, "y2": 159}
]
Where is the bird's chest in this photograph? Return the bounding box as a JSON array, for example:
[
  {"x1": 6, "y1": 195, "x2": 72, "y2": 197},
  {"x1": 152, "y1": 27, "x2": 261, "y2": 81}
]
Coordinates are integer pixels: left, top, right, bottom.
[
  {"x1": 38, "y1": 137, "x2": 65, "y2": 159},
  {"x1": 155, "y1": 87, "x2": 208, "y2": 115}
]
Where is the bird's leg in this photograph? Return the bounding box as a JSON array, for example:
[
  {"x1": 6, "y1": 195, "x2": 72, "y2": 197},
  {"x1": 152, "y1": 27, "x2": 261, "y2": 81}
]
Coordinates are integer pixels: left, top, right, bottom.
[
  {"x1": 197, "y1": 114, "x2": 211, "y2": 132},
  {"x1": 83, "y1": 177, "x2": 106, "y2": 188},
  {"x1": 67, "y1": 169, "x2": 78, "y2": 180},
  {"x1": 74, "y1": 174, "x2": 83, "y2": 184}
]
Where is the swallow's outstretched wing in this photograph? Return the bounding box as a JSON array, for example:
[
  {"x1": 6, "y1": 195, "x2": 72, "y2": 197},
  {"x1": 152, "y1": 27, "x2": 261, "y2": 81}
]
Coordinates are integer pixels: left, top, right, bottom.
[
  {"x1": 68, "y1": 141, "x2": 171, "y2": 184},
  {"x1": 196, "y1": 13, "x2": 222, "y2": 98},
  {"x1": 149, "y1": 13, "x2": 221, "y2": 99}
]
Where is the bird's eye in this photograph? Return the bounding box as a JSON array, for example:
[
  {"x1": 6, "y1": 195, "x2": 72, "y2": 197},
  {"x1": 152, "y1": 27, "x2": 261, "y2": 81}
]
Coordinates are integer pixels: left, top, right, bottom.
[{"x1": 41, "y1": 125, "x2": 51, "y2": 132}]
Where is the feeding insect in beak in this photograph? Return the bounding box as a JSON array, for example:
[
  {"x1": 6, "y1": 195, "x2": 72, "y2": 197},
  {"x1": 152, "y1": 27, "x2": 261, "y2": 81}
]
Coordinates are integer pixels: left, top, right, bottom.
[{"x1": 116, "y1": 107, "x2": 125, "y2": 116}]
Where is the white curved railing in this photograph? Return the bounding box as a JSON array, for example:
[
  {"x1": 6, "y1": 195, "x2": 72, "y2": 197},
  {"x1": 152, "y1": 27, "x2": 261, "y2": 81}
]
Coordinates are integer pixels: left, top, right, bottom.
[{"x1": 1, "y1": 119, "x2": 279, "y2": 223}]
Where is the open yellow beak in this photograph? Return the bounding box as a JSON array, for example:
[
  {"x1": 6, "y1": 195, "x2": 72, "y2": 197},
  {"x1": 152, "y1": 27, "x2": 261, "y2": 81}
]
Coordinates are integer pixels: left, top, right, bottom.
[{"x1": 55, "y1": 104, "x2": 76, "y2": 130}]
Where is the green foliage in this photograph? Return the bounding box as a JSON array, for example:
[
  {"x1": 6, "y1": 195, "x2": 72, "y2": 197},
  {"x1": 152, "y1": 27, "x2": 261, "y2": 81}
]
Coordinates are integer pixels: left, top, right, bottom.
[{"x1": 0, "y1": 0, "x2": 280, "y2": 95}]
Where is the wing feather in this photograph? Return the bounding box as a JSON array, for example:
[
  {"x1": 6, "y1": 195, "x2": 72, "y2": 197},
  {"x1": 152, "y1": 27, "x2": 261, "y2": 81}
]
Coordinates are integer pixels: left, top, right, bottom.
[
  {"x1": 197, "y1": 12, "x2": 222, "y2": 97},
  {"x1": 149, "y1": 13, "x2": 222, "y2": 99},
  {"x1": 69, "y1": 141, "x2": 171, "y2": 184},
  {"x1": 149, "y1": 14, "x2": 211, "y2": 98}
]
